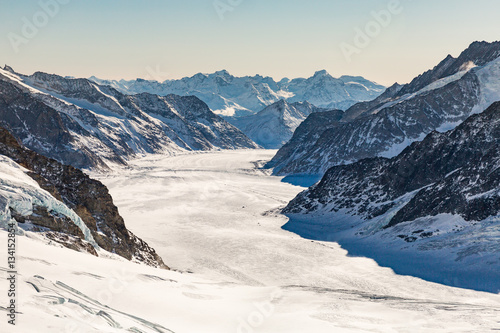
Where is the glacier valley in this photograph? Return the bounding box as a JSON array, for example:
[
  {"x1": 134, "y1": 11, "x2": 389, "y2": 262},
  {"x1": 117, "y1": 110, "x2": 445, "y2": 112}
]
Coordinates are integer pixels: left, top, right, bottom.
[{"x1": 1, "y1": 150, "x2": 498, "y2": 332}]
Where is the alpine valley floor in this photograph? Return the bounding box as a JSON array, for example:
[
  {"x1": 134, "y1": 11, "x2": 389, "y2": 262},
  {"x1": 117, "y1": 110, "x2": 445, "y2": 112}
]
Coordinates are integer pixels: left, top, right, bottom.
[{"x1": 1, "y1": 150, "x2": 500, "y2": 332}]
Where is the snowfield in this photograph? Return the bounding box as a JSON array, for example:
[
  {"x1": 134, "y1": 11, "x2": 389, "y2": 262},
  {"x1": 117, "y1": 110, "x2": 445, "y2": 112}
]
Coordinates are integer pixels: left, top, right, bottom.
[{"x1": 1, "y1": 150, "x2": 500, "y2": 332}]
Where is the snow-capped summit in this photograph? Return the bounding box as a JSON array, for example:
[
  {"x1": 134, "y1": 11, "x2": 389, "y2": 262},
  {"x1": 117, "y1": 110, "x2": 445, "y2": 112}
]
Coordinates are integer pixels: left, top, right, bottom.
[
  {"x1": 228, "y1": 100, "x2": 341, "y2": 148},
  {"x1": 280, "y1": 70, "x2": 385, "y2": 111},
  {"x1": 90, "y1": 70, "x2": 385, "y2": 117},
  {"x1": 214, "y1": 69, "x2": 231, "y2": 78},
  {"x1": 313, "y1": 69, "x2": 329, "y2": 77}
]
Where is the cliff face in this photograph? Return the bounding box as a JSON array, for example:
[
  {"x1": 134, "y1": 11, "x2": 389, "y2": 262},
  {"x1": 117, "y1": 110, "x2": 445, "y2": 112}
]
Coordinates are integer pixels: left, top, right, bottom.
[
  {"x1": 0, "y1": 79, "x2": 112, "y2": 170},
  {"x1": 0, "y1": 127, "x2": 168, "y2": 268}
]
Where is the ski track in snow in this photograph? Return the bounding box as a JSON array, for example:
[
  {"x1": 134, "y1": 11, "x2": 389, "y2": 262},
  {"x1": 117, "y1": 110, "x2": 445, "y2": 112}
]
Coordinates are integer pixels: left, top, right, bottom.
[{"x1": 1, "y1": 150, "x2": 500, "y2": 332}]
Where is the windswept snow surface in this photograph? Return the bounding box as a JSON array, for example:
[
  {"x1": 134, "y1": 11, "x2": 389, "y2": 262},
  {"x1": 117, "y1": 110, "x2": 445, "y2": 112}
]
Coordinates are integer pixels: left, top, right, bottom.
[{"x1": 2, "y1": 150, "x2": 500, "y2": 332}]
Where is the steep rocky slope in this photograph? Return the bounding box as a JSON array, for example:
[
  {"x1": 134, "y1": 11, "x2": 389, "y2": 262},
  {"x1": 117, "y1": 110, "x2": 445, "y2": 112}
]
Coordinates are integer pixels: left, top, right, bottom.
[
  {"x1": 0, "y1": 126, "x2": 167, "y2": 268},
  {"x1": 269, "y1": 41, "x2": 500, "y2": 176},
  {"x1": 0, "y1": 67, "x2": 257, "y2": 170}
]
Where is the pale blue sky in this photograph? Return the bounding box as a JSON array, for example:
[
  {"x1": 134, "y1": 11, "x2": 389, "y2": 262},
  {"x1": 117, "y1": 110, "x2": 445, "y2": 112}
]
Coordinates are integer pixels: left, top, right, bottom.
[{"x1": 1, "y1": 0, "x2": 499, "y2": 85}]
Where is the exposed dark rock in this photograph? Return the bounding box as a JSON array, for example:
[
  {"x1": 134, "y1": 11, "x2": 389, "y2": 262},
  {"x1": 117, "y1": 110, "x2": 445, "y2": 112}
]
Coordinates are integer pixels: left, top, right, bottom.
[
  {"x1": 0, "y1": 79, "x2": 110, "y2": 169},
  {"x1": 45, "y1": 231, "x2": 98, "y2": 256},
  {"x1": 19, "y1": 205, "x2": 85, "y2": 238}
]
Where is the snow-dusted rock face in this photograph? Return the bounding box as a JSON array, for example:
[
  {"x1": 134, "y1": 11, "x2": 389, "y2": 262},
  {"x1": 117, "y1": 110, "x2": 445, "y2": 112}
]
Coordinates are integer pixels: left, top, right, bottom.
[
  {"x1": 0, "y1": 126, "x2": 167, "y2": 268},
  {"x1": 269, "y1": 41, "x2": 500, "y2": 176},
  {"x1": 0, "y1": 68, "x2": 258, "y2": 170},
  {"x1": 282, "y1": 102, "x2": 500, "y2": 288},
  {"x1": 227, "y1": 100, "x2": 339, "y2": 148},
  {"x1": 90, "y1": 70, "x2": 385, "y2": 117}
]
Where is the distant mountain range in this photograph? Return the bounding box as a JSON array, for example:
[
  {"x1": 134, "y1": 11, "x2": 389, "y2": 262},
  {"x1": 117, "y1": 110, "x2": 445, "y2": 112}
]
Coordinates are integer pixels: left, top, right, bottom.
[
  {"x1": 90, "y1": 70, "x2": 385, "y2": 117},
  {"x1": 282, "y1": 100, "x2": 500, "y2": 292},
  {"x1": 0, "y1": 66, "x2": 257, "y2": 170},
  {"x1": 268, "y1": 41, "x2": 500, "y2": 177},
  {"x1": 227, "y1": 100, "x2": 342, "y2": 149}
]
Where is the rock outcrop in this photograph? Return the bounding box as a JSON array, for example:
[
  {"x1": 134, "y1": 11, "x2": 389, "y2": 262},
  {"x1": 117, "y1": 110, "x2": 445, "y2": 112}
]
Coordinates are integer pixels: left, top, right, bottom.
[{"x1": 0, "y1": 126, "x2": 168, "y2": 268}]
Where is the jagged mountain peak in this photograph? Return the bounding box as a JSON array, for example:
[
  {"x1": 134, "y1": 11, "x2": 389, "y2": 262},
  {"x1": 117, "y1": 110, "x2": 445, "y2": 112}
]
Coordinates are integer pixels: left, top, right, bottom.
[
  {"x1": 3, "y1": 64, "x2": 15, "y2": 73},
  {"x1": 313, "y1": 69, "x2": 331, "y2": 78},
  {"x1": 258, "y1": 99, "x2": 317, "y2": 118},
  {"x1": 398, "y1": 40, "x2": 500, "y2": 96},
  {"x1": 31, "y1": 71, "x2": 101, "y2": 91},
  {"x1": 211, "y1": 69, "x2": 233, "y2": 81},
  {"x1": 278, "y1": 77, "x2": 290, "y2": 85},
  {"x1": 214, "y1": 69, "x2": 230, "y2": 76}
]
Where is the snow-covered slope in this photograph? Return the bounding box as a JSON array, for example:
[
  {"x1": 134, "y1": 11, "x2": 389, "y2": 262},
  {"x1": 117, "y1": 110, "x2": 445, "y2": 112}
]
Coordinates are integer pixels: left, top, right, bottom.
[
  {"x1": 0, "y1": 67, "x2": 258, "y2": 170},
  {"x1": 91, "y1": 70, "x2": 385, "y2": 117},
  {"x1": 227, "y1": 100, "x2": 341, "y2": 148},
  {"x1": 269, "y1": 41, "x2": 500, "y2": 176},
  {"x1": 282, "y1": 102, "x2": 500, "y2": 291}
]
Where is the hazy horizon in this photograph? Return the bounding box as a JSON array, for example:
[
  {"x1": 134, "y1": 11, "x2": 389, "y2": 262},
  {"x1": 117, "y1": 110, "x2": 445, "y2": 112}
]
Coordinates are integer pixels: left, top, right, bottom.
[{"x1": 2, "y1": 0, "x2": 500, "y2": 86}]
